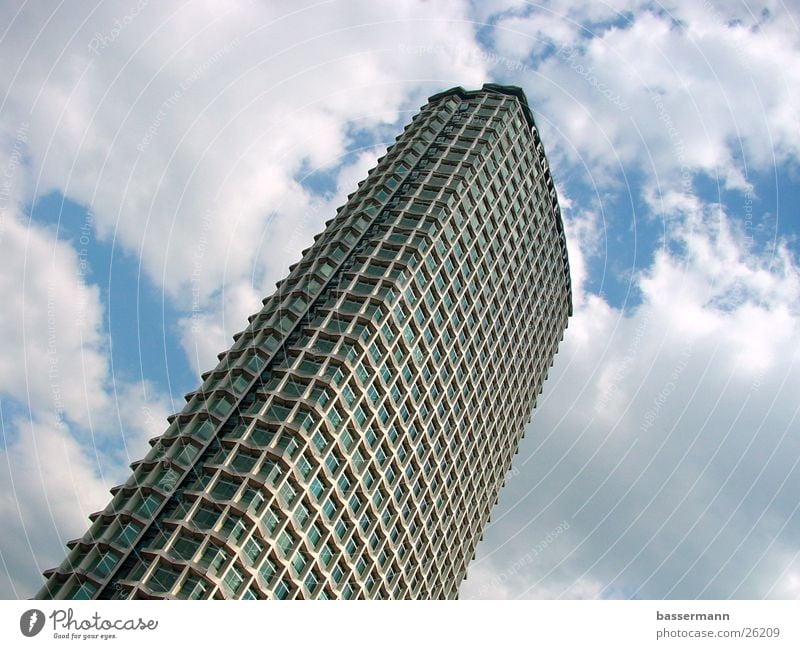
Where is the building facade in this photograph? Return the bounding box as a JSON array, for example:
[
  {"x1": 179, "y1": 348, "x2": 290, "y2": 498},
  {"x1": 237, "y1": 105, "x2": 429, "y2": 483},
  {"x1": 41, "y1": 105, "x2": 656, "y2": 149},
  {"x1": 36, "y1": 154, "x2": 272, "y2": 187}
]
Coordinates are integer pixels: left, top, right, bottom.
[{"x1": 38, "y1": 84, "x2": 571, "y2": 600}]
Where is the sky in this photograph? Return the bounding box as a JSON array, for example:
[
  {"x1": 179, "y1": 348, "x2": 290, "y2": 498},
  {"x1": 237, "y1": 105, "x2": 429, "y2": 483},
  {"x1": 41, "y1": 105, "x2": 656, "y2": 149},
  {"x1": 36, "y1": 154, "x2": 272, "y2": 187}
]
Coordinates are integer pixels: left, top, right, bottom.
[{"x1": 0, "y1": 0, "x2": 798, "y2": 599}]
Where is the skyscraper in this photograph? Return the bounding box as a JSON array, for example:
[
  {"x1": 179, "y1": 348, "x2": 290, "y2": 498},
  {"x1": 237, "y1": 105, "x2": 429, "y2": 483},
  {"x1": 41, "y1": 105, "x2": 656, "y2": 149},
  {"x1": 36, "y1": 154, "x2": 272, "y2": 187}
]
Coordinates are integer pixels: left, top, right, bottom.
[{"x1": 38, "y1": 83, "x2": 571, "y2": 601}]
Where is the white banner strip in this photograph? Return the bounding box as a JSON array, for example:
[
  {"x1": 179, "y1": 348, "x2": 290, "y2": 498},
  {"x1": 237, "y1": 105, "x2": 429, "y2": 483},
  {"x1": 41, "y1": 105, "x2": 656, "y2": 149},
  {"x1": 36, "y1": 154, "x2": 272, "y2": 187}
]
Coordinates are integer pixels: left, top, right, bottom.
[{"x1": 1, "y1": 600, "x2": 797, "y2": 648}]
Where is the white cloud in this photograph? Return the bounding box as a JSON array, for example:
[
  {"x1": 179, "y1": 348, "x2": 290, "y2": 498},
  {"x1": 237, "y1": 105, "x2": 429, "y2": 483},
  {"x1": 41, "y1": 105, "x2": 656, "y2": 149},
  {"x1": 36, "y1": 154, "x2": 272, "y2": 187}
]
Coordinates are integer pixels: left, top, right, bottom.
[
  {"x1": 0, "y1": 414, "x2": 110, "y2": 598},
  {"x1": 0, "y1": 208, "x2": 108, "y2": 429},
  {"x1": 486, "y1": 2, "x2": 800, "y2": 188},
  {"x1": 0, "y1": 0, "x2": 489, "y2": 303},
  {"x1": 0, "y1": 203, "x2": 170, "y2": 597}
]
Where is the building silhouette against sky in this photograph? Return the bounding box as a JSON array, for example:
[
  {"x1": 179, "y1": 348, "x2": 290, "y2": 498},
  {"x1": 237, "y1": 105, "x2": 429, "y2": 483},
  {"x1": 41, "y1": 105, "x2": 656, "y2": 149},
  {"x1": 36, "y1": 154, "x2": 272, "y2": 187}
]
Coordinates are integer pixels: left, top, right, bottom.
[{"x1": 38, "y1": 84, "x2": 572, "y2": 600}]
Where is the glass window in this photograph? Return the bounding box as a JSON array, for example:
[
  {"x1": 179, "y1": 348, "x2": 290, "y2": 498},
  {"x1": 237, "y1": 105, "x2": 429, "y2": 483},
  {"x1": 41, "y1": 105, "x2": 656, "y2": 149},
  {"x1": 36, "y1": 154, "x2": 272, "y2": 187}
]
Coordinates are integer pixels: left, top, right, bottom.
[
  {"x1": 291, "y1": 552, "x2": 307, "y2": 574},
  {"x1": 312, "y1": 430, "x2": 327, "y2": 452},
  {"x1": 133, "y1": 493, "x2": 161, "y2": 518},
  {"x1": 231, "y1": 449, "x2": 258, "y2": 473},
  {"x1": 180, "y1": 575, "x2": 208, "y2": 600},
  {"x1": 150, "y1": 563, "x2": 181, "y2": 593},
  {"x1": 322, "y1": 498, "x2": 337, "y2": 519},
  {"x1": 87, "y1": 549, "x2": 119, "y2": 578},
  {"x1": 320, "y1": 543, "x2": 334, "y2": 566},
  {"x1": 309, "y1": 477, "x2": 325, "y2": 501},
  {"x1": 273, "y1": 579, "x2": 290, "y2": 600},
  {"x1": 341, "y1": 384, "x2": 356, "y2": 406},
  {"x1": 66, "y1": 579, "x2": 98, "y2": 600},
  {"x1": 187, "y1": 417, "x2": 215, "y2": 441},
  {"x1": 264, "y1": 402, "x2": 291, "y2": 423},
  {"x1": 193, "y1": 504, "x2": 220, "y2": 530},
  {"x1": 325, "y1": 453, "x2": 339, "y2": 474},
  {"x1": 222, "y1": 565, "x2": 244, "y2": 595},
  {"x1": 170, "y1": 535, "x2": 200, "y2": 562},
  {"x1": 211, "y1": 475, "x2": 240, "y2": 500},
  {"x1": 337, "y1": 469, "x2": 351, "y2": 491},
  {"x1": 208, "y1": 396, "x2": 233, "y2": 417},
  {"x1": 113, "y1": 521, "x2": 141, "y2": 548},
  {"x1": 276, "y1": 530, "x2": 295, "y2": 556},
  {"x1": 307, "y1": 524, "x2": 322, "y2": 547},
  {"x1": 352, "y1": 406, "x2": 367, "y2": 426},
  {"x1": 259, "y1": 558, "x2": 276, "y2": 583},
  {"x1": 327, "y1": 407, "x2": 343, "y2": 430},
  {"x1": 249, "y1": 426, "x2": 274, "y2": 446},
  {"x1": 296, "y1": 454, "x2": 313, "y2": 478}
]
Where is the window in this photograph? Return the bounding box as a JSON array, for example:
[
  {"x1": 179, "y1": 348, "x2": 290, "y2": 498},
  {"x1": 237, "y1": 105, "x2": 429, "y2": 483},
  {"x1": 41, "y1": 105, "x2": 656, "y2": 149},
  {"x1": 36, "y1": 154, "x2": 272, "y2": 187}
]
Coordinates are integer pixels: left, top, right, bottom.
[
  {"x1": 66, "y1": 579, "x2": 98, "y2": 600},
  {"x1": 276, "y1": 531, "x2": 295, "y2": 556},
  {"x1": 193, "y1": 504, "x2": 220, "y2": 530},
  {"x1": 87, "y1": 550, "x2": 119, "y2": 578},
  {"x1": 173, "y1": 441, "x2": 200, "y2": 467},
  {"x1": 296, "y1": 454, "x2": 313, "y2": 478},
  {"x1": 320, "y1": 543, "x2": 334, "y2": 566},
  {"x1": 325, "y1": 453, "x2": 340, "y2": 474},
  {"x1": 170, "y1": 535, "x2": 200, "y2": 562},
  {"x1": 150, "y1": 563, "x2": 181, "y2": 593},
  {"x1": 187, "y1": 417, "x2": 215, "y2": 441},
  {"x1": 377, "y1": 405, "x2": 389, "y2": 424},
  {"x1": 331, "y1": 563, "x2": 344, "y2": 583},
  {"x1": 212, "y1": 475, "x2": 240, "y2": 500},
  {"x1": 338, "y1": 473, "x2": 351, "y2": 492},
  {"x1": 312, "y1": 430, "x2": 328, "y2": 452},
  {"x1": 341, "y1": 429, "x2": 355, "y2": 451},
  {"x1": 181, "y1": 576, "x2": 208, "y2": 600},
  {"x1": 304, "y1": 571, "x2": 320, "y2": 593},
  {"x1": 291, "y1": 552, "x2": 307, "y2": 574},
  {"x1": 322, "y1": 498, "x2": 337, "y2": 519},
  {"x1": 355, "y1": 363, "x2": 369, "y2": 383},
  {"x1": 279, "y1": 482, "x2": 297, "y2": 506},
  {"x1": 133, "y1": 493, "x2": 161, "y2": 518},
  {"x1": 259, "y1": 558, "x2": 276, "y2": 583},
  {"x1": 307, "y1": 524, "x2": 322, "y2": 547},
  {"x1": 249, "y1": 426, "x2": 274, "y2": 446},
  {"x1": 231, "y1": 449, "x2": 258, "y2": 473},
  {"x1": 275, "y1": 433, "x2": 300, "y2": 458},
  {"x1": 207, "y1": 396, "x2": 233, "y2": 417},
  {"x1": 113, "y1": 521, "x2": 141, "y2": 548},
  {"x1": 299, "y1": 358, "x2": 321, "y2": 375},
  {"x1": 310, "y1": 386, "x2": 330, "y2": 407},
  {"x1": 222, "y1": 565, "x2": 245, "y2": 595},
  {"x1": 309, "y1": 477, "x2": 325, "y2": 501},
  {"x1": 294, "y1": 502, "x2": 309, "y2": 527},
  {"x1": 341, "y1": 384, "x2": 356, "y2": 406},
  {"x1": 273, "y1": 579, "x2": 290, "y2": 600},
  {"x1": 353, "y1": 405, "x2": 367, "y2": 426},
  {"x1": 327, "y1": 407, "x2": 343, "y2": 430},
  {"x1": 361, "y1": 382, "x2": 377, "y2": 404},
  {"x1": 264, "y1": 402, "x2": 291, "y2": 423}
]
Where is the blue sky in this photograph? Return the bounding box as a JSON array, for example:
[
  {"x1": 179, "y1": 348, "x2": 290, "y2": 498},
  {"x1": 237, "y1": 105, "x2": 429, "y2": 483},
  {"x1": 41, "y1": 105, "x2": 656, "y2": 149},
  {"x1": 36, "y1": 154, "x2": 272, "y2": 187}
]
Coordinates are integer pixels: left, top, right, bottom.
[{"x1": 0, "y1": 0, "x2": 798, "y2": 599}]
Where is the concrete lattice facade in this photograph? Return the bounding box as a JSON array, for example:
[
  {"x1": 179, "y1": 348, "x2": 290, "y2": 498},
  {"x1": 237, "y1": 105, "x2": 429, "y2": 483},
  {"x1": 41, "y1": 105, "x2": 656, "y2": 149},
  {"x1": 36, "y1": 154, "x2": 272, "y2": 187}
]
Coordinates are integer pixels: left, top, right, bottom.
[{"x1": 38, "y1": 84, "x2": 571, "y2": 600}]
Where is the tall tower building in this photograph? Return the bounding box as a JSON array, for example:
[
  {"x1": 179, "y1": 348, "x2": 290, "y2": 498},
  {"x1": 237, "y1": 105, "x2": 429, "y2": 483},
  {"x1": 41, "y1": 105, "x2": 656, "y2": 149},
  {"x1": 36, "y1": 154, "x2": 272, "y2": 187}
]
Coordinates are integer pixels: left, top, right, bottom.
[{"x1": 38, "y1": 84, "x2": 571, "y2": 600}]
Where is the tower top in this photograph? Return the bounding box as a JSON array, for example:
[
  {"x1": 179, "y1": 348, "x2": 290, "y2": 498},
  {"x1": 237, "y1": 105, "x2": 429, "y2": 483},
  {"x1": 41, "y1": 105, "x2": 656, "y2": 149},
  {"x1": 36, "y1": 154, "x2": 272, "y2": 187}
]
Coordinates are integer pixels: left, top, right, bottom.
[{"x1": 427, "y1": 84, "x2": 536, "y2": 130}]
